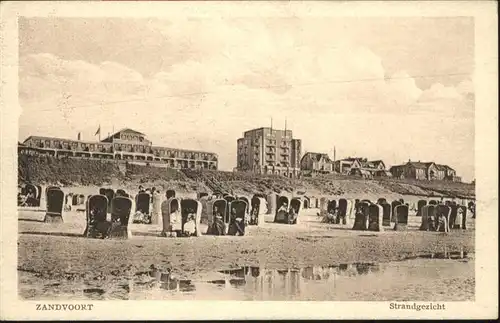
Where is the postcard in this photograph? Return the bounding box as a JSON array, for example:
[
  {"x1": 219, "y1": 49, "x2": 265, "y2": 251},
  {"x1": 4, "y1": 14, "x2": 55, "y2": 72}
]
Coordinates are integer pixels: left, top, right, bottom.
[{"x1": 0, "y1": 0, "x2": 497, "y2": 320}]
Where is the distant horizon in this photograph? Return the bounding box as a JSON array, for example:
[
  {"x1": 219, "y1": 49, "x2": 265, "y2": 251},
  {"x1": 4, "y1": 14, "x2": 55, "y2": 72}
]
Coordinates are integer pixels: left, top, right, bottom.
[{"x1": 18, "y1": 17, "x2": 475, "y2": 181}]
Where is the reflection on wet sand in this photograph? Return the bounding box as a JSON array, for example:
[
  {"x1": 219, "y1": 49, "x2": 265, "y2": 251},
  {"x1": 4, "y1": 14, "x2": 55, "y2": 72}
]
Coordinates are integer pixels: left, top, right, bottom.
[
  {"x1": 215, "y1": 263, "x2": 380, "y2": 297},
  {"x1": 19, "y1": 246, "x2": 472, "y2": 301},
  {"x1": 125, "y1": 247, "x2": 470, "y2": 300}
]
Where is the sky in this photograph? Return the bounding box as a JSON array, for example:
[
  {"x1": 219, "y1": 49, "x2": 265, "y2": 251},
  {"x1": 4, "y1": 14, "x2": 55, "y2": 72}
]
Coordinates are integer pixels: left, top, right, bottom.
[{"x1": 18, "y1": 17, "x2": 475, "y2": 181}]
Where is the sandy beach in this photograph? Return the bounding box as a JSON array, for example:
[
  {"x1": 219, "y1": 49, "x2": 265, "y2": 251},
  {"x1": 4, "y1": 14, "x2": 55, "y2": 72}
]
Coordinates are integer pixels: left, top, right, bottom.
[{"x1": 18, "y1": 203, "x2": 475, "y2": 301}]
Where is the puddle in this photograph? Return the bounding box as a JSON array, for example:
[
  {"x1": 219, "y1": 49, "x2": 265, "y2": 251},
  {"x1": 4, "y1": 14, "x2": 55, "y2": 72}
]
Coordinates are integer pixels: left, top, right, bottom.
[{"x1": 19, "y1": 249, "x2": 474, "y2": 301}]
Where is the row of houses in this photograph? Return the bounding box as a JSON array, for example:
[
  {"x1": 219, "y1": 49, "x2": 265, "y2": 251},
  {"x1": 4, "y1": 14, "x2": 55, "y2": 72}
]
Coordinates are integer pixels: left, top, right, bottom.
[
  {"x1": 389, "y1": 161, "x2": 460, "y2": 181},
  {"x1": 234, "y1": 126, "x2": 461, "y2": 182},
  {"x1": 300, "y1": 154, "x2": 389, "y2": 178},
  {"x1": 299, "y1": 152, "x2": 461, "y2": 182},
  {"x1": 20, "y1": 125, "x2": 461, "y2": 182}
]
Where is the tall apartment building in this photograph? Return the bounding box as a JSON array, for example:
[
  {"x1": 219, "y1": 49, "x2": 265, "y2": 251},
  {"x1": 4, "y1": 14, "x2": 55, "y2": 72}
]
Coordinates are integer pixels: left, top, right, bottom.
[{"x1": 236, "y1": 127, "x2": 302, "y2": 178}]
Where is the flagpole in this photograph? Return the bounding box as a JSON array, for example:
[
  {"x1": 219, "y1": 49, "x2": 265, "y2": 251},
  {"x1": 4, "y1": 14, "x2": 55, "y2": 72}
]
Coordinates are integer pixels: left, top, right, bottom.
[
  {"x1": 99, "y1": 101, "x2": 103, "y2": 141},
  {"x1": 95, "y1": 124, "x2": 101, "y2": 142}
]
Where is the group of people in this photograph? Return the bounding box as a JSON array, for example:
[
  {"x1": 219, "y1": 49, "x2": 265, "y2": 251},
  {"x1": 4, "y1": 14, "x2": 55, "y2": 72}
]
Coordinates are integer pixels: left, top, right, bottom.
[
  {"x1": 138, "y1": 185, "x2": 161, "y2": 200},
  {"x1": 17, "y1": 186, "x2": 38, "y2": 207},
  {"x1": 321, "y1": 206, "x2": 346, "y2": 224},
  {"x1": 133, "y1": 186, "x2": 162, "y2": 224},
  {"x1": 18, "y1": 191, "x2": 36, "y2": 207},
  {"x1": 207, "y1": 205, "x2": 246, "y2": 236},
  {"x1": 317, "y1": 196, "x2": 475, "y2": 233},
  {"x1": 422, "y1": 204, "x2": 467, "y2": 233},
  {"x1": 276, "y1": 201, "x2": 298, "y2": 224}
]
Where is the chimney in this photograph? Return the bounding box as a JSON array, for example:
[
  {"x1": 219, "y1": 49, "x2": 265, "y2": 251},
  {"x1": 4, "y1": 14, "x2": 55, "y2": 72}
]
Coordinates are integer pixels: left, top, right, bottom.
[{"x1": 77, "y1": 132, "x2": 81, "y2": 141}]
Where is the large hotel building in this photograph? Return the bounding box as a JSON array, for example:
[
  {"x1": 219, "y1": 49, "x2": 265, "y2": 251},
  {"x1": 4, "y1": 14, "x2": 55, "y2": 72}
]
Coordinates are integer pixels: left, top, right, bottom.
[
  {"x1": 19, "y1": 128, "x2": 218, "y2": 170},
  {"x1": 236, "y1": 127, "x2": 302, "y2": 178}
]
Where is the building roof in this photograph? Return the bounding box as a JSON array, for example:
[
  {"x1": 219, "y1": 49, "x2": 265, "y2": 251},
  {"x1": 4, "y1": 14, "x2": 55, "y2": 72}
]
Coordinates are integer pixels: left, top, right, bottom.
[
  {"x1": 434, "y1": 164, "x2": 448, "y2": 171},
  {"x1": 23, "y1": 135, "x2": 109, "y2": 145},
  {"x1": 303, "y1": 152, "x2": 332, "y2": 163},
  {"x1": 100, "y1": 128, "x2": 146, "y2": 142},
  {"x1": 115, "y1": 128, "x2": 146, "y2": 136},
  {"x1": 406, "y1": 161, "x2": 434, "y2": 169},
  {"x1": 361, "y1": 160, "x2": 386, "y2": 170},
  {"x1": 318, "y1": 154, "x2": 332, "y2": 162},
  {"x1": 342, "y1": 157, "x2": 364, "y2": 162},
  {"x1": 243, "y1": 127, "x2": 293, "y2": 136},
  {"x1": 391, "y1": 161, "x2": 455, "y2": 172},
  {"x1": 336, "y1": 157, "x2": 365, "y2": 165},
  {"x1": 436, "y1": 164, "x2": 455, "y2": 171}
]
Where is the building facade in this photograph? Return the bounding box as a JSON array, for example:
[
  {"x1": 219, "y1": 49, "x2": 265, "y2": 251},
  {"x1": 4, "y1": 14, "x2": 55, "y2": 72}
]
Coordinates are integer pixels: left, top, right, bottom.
[
  {"x1": 334, "y1": 157, "x2": 390, "y2": 178},
  {"x1": 236, "y1": 127, "x2": 302, "y2": 178},
  {"x1": 20, "y1": 128, "x2": 218, "y2": 170},
  {"x1": 333, "y1": 157, "x2": 363, "y2": 174},
  {"x1": 300, "y1": 152, "x2": 333, "y2": 174},
  {"x1": 389, "y1": 161, "x2": 460, "y2": 182}
]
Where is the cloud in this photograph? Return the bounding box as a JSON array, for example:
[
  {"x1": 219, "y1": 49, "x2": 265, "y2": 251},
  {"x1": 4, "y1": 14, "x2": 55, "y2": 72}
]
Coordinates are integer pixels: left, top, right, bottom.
[
  {"x1": 386, "y1": 71, "x2": 423, "y2": 102},
  {"x1": 19, "y1": 41, "x2": 475, "y2": 179},
  {"x1": 419, "y1": 83, "x2": 463, "y2": 101},
  {"x1": 412, "y1": 81, "x2": 474, "y2": 118},
  {"x1": 20, "y1": 53, "x2": 146, "y2": 106}
]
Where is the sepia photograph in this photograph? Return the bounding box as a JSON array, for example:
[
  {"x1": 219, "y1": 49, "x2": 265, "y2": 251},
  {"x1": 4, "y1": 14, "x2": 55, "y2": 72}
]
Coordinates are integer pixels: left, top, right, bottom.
[{"x1": 0, "y1": 0, "x2": 497, "y2": 320}]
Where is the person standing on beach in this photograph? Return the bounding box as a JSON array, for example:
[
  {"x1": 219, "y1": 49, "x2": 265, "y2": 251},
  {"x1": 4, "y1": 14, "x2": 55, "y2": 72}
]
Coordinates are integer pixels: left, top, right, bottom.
[
  {"x1": 436, "y1": 211, "x2": 449, "y2": 233},
  {"x1": 287, "y1": 206, "x2": 298, "y2": 224}
]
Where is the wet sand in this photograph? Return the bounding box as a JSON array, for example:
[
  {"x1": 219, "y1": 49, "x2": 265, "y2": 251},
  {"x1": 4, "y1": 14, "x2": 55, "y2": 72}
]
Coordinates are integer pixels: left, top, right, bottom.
[{"x1": 19, "y1": 208, "x2": 474, "y2": 288}]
